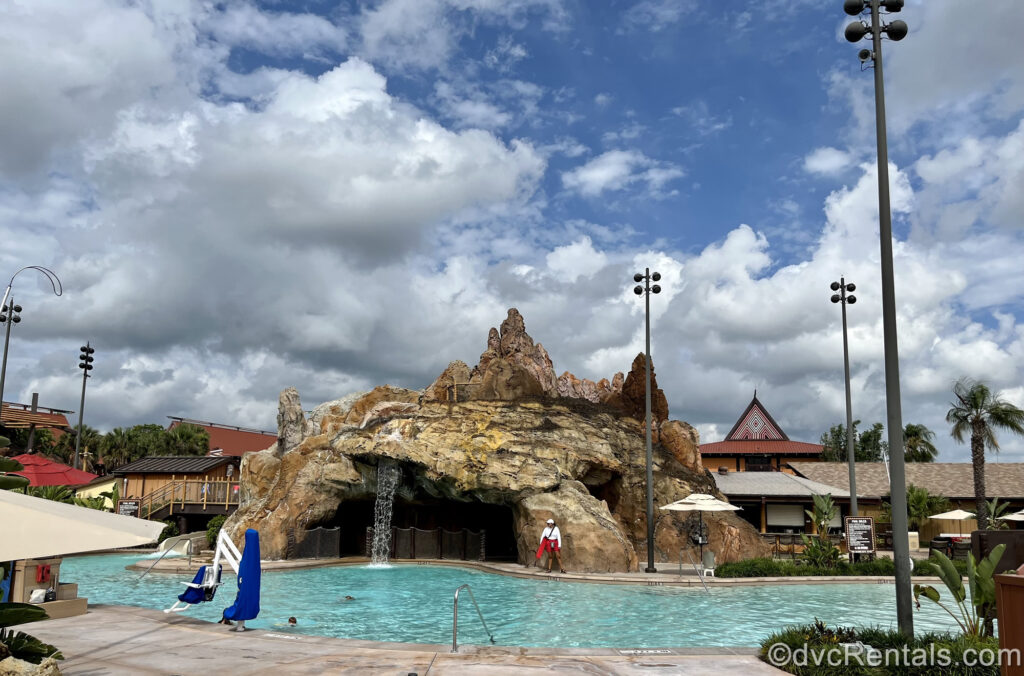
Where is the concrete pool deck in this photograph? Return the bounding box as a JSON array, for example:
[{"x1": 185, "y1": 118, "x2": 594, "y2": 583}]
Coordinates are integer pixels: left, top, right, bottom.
[{"x1": 27, "y1": 605, "x2": 785, "y2": 675}]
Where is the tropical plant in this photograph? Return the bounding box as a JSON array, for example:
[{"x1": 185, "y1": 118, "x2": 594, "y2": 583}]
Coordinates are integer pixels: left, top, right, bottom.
[
  {"x1": 206, "y1": 514, "x2": 227, "y2": 547},
  {"x1": 0, "y1": 603, "x2": 63, "y2": 665},
  {"x1": 100, "y1": 427, "x2": 134, "y2": 469},
  {"x1": 0, "y1": 452, "x2": 29, "y2": 491},
  {"x1": 985, "y1": 497, "x2": 1011, "y2": 530},
  {"x1": 904, "y1": 423, "x2": 939, "y2": 462},
  {"x1": 26, "y1": 485, "x2": 74, "y2": 503},
  {"x1": 50, "y1": 424, "x2": 102, "y2": 466},
  {"x1": 99, "y1": 482, "x2": 120, "y2": 511},
  {"x1": 946, "y1": 378, "x2": 1024, "y2": 529},
  {"x1": 805, "y1": 493, "x2": 838, "y2": 535},
  {"x1": 127, "y1": 424, "x2": 169, "y2": 458},
  {"x1": 165, "y1": 423, "x2": 210, "y2": 456},
  {"x1": 157, "y1": 519, "x2": 179, "y2": 543},
  {"x1": 73, "y1": 495, "x2": 107, "y2": 510},
  {"x1": 913, "y1": 544, "x2": 1005, "y2": 639},
  {"x1": 905, "y1": 484, "x2": 951, "y2": 531},
  {"x1": 0, "y1": 427, "x2": 55, "y2": 456},
  {"x1": 800, "y1": 535, "x2": 841, "y2": 568}
]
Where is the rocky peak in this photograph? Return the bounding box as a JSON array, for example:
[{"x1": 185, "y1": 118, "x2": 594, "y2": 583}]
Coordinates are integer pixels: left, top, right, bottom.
[
  {"x1": 468, "y1": 308, "x2": 558, "y2": 400},
  {"x1": 621, "y1": 353, "x2": 669, "y2": 424}
]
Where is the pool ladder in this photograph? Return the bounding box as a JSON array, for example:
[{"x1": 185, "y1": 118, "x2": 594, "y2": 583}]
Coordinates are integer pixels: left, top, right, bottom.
[
  {"x1": 680, "y1": 549, "x2": 710, "y2": 593},
  {"x1": 451, "y1": 584, "x2": 496, "y2": 652}
]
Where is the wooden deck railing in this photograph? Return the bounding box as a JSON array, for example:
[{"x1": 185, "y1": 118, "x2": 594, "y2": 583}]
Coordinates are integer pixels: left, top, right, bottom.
[{"x1": 139, "y1": 477, "x2": 238, "y2": 519}]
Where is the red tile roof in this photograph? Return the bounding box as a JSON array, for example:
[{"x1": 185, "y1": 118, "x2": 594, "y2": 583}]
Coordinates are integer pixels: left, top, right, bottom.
[
  {"x1": 168, "y1": 418, "x2": 276, "y2": 456},
  {"x1": 700, "y1": 440, "x2": 824, "y2": 455}
]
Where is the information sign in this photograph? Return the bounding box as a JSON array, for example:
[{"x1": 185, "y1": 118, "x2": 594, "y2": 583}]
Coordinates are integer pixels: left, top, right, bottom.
[
  {"x1": 845, "y1": 516, "x2": 875, "y2": 553},
  {"x1": 117, "y1": 499, "x2": 140, "y2": 518}
]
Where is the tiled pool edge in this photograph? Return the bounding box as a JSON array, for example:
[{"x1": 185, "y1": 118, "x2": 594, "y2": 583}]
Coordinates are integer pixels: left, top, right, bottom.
[{"x1": 120, "y1": 553, "x2": 947, "y2": 588}]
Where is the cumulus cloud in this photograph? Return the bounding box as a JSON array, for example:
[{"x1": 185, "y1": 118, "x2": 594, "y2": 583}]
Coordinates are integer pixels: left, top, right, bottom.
[
  {"x1": 803, "y1": 147, "x2": 853, "y2": 175},
  {"x1": 561, "y1": 150, "x2": 684, "y2": 197}
]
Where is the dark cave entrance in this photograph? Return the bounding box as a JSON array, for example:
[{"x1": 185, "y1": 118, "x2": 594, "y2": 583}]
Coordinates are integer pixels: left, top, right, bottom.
[
  {"x1": 330, "y1": 495, "x2": 518, "y2": 561},
  {"x1": 581, "y1": 467, "x2": 623, "y2": 513}
]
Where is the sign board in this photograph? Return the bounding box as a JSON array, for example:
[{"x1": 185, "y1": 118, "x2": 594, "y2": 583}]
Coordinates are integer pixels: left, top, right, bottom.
[
  {"x1": 117, "y1": 499, "x2": 140, "y2": 518},
  {"x1": 845, "y1": 516, "x2": 875, "y2": 553}
]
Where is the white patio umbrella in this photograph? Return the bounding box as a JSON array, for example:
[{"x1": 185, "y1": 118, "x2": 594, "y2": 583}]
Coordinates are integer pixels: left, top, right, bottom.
[
  {"x1": 0, "y1": 488, "x2": 165, "y2": 561},
  {"x1": 660, "y1": 493, "x2": 741, "y2": 561},
  {"x1": 999, "y1": 510, "x2": 1024, "y2": 522},
  {"x1": 928, "y1": 508, "x2": 975, "y2": 536}
]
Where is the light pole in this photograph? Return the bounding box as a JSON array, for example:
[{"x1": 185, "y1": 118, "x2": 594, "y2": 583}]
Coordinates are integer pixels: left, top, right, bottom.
[
  {"x1": 0, "y1": 299, "x2": 23, "y2": 424},
  {"x1": 843, "y1": 0, "x2": 912, "y2": 635},
  {"x1": 0, "y1": 266, "x2": 63, "y2": 424},
  {"x1": 633, "y1": 268, "x2": 661, "y2": 573},
  {"x1": 74, "y1": 343, "x2": 95, "y2": 471},
  {"x1": 830, "y1": 278, "x2": 858, "y2": 517}
]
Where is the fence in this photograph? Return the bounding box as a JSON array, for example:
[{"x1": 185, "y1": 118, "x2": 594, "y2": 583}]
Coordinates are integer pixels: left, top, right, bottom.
[
  {"x1": 366, "y1": 527, "x2": 485, "y2": 561},
  {"x1": 294, "y1": 527, "x2": 341, "y2": 559}
]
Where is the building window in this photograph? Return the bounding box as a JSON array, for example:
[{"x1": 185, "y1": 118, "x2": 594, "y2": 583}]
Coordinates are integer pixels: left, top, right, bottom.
[{"x1": 746, "y1": 455, "x2": 772, "y2": 472}]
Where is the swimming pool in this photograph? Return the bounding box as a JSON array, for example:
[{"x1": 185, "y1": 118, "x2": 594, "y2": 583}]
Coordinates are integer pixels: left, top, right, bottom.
[{"x1": 60, "y1": 555, "x2": 959, "y2": 648}]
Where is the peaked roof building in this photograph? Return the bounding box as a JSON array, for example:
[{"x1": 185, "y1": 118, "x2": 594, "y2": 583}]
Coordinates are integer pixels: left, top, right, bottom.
[{"x1": 699, "y1": 394, "x2": 823, "y2": 473}]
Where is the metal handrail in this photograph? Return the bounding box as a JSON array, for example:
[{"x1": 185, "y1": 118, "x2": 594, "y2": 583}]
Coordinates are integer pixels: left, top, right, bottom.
[
  {"x1": 681, "y1": 549, "x2": 710, "y2": 593},
  {"x1": 451, "y1": 584, "x2": 495, "y2": 652}
]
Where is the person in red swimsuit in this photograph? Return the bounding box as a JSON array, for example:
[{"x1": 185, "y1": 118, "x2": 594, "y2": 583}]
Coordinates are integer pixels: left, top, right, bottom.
[{"x1": 535, "y1": 518, "x2": 566, "y2": 573}]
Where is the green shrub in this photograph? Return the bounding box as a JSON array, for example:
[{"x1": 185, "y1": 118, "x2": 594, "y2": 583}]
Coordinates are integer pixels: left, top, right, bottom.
[
  {"x1": 914, "y1": 557, "x2": 968, "y2": 577},
  {"x1": 760, "y1": 621, "x2": 1001, "y2": 675},
  {"x1": 206, "y1": 515, "x2": 227, "y2": 548},
  {"x1": 716, "y1": 558, "x2": 797, "y2": 577},
  {"x1": 157, "y1": 519, "x2": 178, "y2": 543}
]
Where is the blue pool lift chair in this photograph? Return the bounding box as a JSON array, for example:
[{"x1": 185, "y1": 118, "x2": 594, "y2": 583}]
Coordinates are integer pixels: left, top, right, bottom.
[{"x1": 164, "y1": 529, "x2": 246, "y2": 614}]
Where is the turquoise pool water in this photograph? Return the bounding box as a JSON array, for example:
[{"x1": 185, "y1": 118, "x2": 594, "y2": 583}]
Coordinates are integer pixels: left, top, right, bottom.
[{"x1": 61, "y1": 555, "x2": 960, "y2": 648}]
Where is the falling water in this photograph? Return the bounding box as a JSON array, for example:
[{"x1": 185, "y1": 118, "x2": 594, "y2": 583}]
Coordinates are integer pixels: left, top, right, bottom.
[{"x1": 370, "y1": 459, "x2": 400, "y2": 566}]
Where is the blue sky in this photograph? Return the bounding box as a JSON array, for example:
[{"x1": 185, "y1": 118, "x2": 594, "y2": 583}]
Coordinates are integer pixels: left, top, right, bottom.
[{"x1": 2, "y1": 0, "x2": 1024, "y2": 463}]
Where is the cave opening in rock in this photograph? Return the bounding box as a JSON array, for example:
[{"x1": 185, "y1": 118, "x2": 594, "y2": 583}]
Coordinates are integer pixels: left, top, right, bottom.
[
  {"x1": 581, "y1": 467, "x2": 623, "y2": 513},
  {"x1": 328, "y1": 496, "x2": 517, "y2": 561}
]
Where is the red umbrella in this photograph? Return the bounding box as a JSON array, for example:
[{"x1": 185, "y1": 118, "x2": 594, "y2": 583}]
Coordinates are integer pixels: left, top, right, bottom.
[{"x1": 11, "y1": 454, "x2": 97, "y2": 487}]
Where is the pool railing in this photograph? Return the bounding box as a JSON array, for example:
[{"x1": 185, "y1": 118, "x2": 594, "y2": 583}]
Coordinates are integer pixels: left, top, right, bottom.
[{"x1": 452, "y1": 583, "x2": 495, "y2": 652}]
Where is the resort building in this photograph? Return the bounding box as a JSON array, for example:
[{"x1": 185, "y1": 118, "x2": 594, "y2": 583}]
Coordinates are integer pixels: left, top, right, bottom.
[
  {"x1": 113, "y1": 455, "x2": 241, "y2": 533},
  {"x1": 167, "y1": 416, "x2": 276, "y2": 456},
  {"x1": 0, "y1": 399, "x2": 74, "y2": 446},
  {"x1": 790, "y1": 461, "x2": 1024, "y2": 538},
  {"x1": 712, "y1": 467, "x2": 855, "y2": 534},
  {"x1": 699, "y1": 394, "x2": 823, "y2": 473}
]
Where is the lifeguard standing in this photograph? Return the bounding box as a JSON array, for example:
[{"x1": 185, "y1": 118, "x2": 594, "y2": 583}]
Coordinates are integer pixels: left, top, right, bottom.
[{"x1": 535, "y1": 518, "x2": 566, "y2": 573}]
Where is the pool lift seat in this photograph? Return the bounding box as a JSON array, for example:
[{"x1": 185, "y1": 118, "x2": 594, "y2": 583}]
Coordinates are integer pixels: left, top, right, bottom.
[{"x1": 165, "y1": 531, "x2": 243, "y2": 614}]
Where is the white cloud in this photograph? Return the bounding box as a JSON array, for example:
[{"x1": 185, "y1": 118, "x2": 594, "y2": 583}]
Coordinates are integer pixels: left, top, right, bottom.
[
  {"x1": 803, "y1": 147, "x2": 853, "y2": 175},
  {"x1": 202, "y1": 2, "x2": 347, "y2": 58},
  {"x1": 561, "y1": 150, "x2": 684, "y2": 197},
  {"x1": 621, "y1": 0, "x2": 696, "y2": 33}
]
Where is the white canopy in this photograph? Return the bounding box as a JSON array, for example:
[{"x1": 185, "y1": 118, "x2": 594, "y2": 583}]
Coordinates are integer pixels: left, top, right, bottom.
[
  {"x1": 1000, "y1": 510, "x2": 1024, "y2": 522},
  {"x1": 928, "y1": 509, "x2": 975, "y2": 521},
  {"x1": 660, "y1": 493, "x2": 741, "y2": 513},
  {"x1": 0, "y1": 488, "x2": 165, "y2": 560}
]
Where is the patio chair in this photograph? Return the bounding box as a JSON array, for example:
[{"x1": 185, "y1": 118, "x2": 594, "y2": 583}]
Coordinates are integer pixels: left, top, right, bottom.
[
  {"x1": 701, "y1": 550, "x2": 716, "y2": 577},
  {"x1": 929, "y1": 538, "x2": 951, "y2": 560},
  {"x1": 952, "y1": 541, "x2": 972, "y2": 562}
]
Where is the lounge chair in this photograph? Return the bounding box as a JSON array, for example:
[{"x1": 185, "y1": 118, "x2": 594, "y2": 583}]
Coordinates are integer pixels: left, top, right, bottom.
[
  {"x1": 952, "y1": 541, "x2": 971, "y2": 562},
  {"x1": 701, "y1": 551, "x2": 716, "y2": 577}
]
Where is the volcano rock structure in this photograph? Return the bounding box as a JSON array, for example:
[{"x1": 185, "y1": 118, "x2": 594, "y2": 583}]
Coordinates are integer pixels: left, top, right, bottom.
[{"x1": 225, "y1": 309, "x2": 769, "y2": 571}]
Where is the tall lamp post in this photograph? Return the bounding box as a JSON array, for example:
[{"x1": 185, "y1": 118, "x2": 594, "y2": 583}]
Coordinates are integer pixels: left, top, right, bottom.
[
  {"x1": 843, "y1": 0, "x2": 912, "y2": 635},
  {"x1": 0, "y1": 266, "x2": 63, "y2": 424},
  {"x1": 633, "y1": 268, "x2": 661, "y2": 573},
  {"x1": 830, "y1": 278, "x2": 858, "y2": 517},
  {"x1": 0, "y1": 300, "x2": 23, "y2": 424},
  {"x1": 74, "y1": 343, "x2": 95, "y2": 471}
]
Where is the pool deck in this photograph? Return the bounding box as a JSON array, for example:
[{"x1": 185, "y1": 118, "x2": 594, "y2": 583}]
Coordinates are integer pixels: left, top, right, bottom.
[
  {"x1": 127, "y1": 553, "x2": 940, "y2": 587},
  {"x1": 27, "y1": 605, "x2": 785, "y2": 675}
]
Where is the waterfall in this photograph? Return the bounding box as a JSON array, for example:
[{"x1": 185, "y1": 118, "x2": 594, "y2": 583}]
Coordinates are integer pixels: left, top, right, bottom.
[{"x1": 370, "y1": 459, "x2": 400, "y2": 566}]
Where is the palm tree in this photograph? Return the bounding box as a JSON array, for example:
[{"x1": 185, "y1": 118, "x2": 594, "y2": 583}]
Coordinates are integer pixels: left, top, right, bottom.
[
  {"x1": 101, "y1": 427, "x2": 134, "y2": 469},
  {"x1": 904, "y1": 423, "x2": 938, "y2": 462},
  {"x1": 946, "y1": 378, "x2": 1024, "y2": 530},
  {"x1": 165, "y1": 423, "x2": 210, "y2": 456}
]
